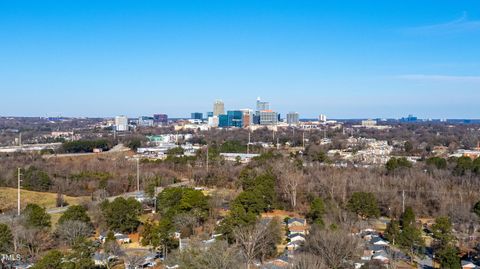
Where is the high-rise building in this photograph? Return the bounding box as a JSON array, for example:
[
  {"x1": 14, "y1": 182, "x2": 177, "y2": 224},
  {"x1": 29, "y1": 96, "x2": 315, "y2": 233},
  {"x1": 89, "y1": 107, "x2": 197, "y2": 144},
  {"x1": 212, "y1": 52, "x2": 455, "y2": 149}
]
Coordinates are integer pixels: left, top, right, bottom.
[
  {"x1": 208, "y1": 116, "x2": 219, "y2": 128},
  {"x1": 217, "y1": 111, "x2": 244, "y2": 128},
  {"x1": 259, "y1": 110, "x2": 278, "y2": 125},
  {"x1": 256, "y1": 97, "x2": 269, "y2": 112},
  {"x1": 138, "y1": 116, "x2": 154, "y2": 127},
  {"x1": 401, "y1": 114, "x2": 418, "y2": 123},
  {"x1": 191, "y1": 112, "x2": 203, "y2": 120},
  {"x1": 227, "y1": 110, "x2": 243, "y2": 128},
  {"x1": 240, "y1": 109, "x2": 253, "y2": 128},
  {"x1": 218, "y1": 114, "x2": 229, "y2": 127},
  {"x1": 154, "y1": 114, "x2": 168, "y2": 126},
  {"x1": 319, "y1": 114, "x2": 327, "y2": 122},
  {"x1": 213, "y1": 100, "x2": 225, "y2": 116},
  {"x1": 287, "y1": 112, "x2": 300, "y2": 125},
  {"x1": 115, "y1": 116, "x2": 128, "y2": 131},
  {"x1": 207, "y1": 112, "x2": 214, "y2": 118}
]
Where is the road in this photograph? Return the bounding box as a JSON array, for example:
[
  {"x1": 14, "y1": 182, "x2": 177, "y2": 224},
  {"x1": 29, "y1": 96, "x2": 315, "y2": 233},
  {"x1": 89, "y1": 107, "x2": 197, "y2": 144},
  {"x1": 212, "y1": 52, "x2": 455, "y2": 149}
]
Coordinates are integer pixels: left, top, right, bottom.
[{"x1": 43, "y1": 144, "x2": 131, "y2": 159}]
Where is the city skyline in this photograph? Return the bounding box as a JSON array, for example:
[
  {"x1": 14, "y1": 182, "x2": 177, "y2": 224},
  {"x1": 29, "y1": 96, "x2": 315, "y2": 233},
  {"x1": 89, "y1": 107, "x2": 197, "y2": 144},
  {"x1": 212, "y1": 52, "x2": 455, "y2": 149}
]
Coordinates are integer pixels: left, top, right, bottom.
[{"x1": 1, "y1": 1, "x2": 479, "y2": 118}]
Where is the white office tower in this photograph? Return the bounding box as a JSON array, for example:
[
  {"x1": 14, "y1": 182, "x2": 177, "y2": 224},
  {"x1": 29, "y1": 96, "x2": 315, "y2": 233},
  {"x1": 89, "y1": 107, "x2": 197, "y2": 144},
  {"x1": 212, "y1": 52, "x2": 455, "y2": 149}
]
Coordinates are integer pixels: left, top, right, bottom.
[
  {"x1": 287, "y1": 112, "x2": 300, "y2": 125},
  {"x1": 115, "y1": 115, "x2": 128, "y2": 131},
  {"x1": 213, "y1": 100, "x2": 225, "y2": 116},
  {"x1": 208, "y1": 116, "x2": 219, "y2": 128},
  {"x1": 256, "y1": 97, "x2": 270, "y2": 112},
  {"x1": 319, "y1": 114, "x2": 327, "y2": 122}
]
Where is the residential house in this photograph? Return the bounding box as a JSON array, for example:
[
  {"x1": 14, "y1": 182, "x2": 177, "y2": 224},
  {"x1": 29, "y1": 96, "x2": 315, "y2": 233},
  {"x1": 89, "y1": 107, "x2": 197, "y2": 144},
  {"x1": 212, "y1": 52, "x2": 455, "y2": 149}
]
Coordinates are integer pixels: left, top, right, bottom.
[
  {"x1": 372, "y1": 252, "x2": 390, "y2": 264},
  {"x1": 92, "y1": 253, "x2": 108, "y2": 267},
  {"x1": 286, "y1": 241, "x2": 302, "y2": 251},
  {"x1": 98, "y1": 232, "x2": 131, "y2": 244},
  {"x1": 361, "y1": 250, "x2": 372, "y2": 261},
  {"x1": 287, "y1": 233, "x2": 306, "y2": 243},
  {"x1": 115, "y1": 233, "x2": 131, "y2": 244},
  {"x1": 288, "y1": 225, "x2": 307, "y2": 235},
  {"x1": 370, "y1": 237, "x2": 389, "y2": 246},
  {"x1": 462, "y1": 260, "x2": 478, "y2": 269},
  {"x1": 11, "y1": 262, "x2": 34, "y2": 269},
  {"x1": 262, "y1": 257, "x2": 290, "y2": 269},
  {"x1": 287, "y1": 218, "x2": 306, "y2": 227}
]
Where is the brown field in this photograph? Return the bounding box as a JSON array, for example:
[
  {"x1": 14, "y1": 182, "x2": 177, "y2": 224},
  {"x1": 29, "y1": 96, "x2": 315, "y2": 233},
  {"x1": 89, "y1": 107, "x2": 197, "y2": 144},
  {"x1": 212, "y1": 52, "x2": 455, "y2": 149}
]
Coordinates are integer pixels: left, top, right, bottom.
[{"x1": 0, "y1": 187, "x2": 89, "y2": 212}]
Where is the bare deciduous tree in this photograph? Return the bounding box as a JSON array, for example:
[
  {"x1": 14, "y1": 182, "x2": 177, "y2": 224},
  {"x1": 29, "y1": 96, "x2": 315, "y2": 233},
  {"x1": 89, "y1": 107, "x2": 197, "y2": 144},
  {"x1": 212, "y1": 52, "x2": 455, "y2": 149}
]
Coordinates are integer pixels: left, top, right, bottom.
[
  {"x1": 124, "y1": 254, "x2": 145, "y2": 269},
  {"x1": 103, "y1": 240, "x2": 124, "y2": 269},
  {"x1": 233, "y1": 220, "x2": 271, "y2": 269},
  {"x1": 292, "y1": 253, "x2": 329, "y2": 269},
  {"x1": 56, "y1": 220, "x2": 92, "y2": 246},
  {"x1": 169, "y1": 240, "x2": 243, "y2": 269},
  {"x1": 173, "y1": 213, "x2": 198, "y2": 237},
  {"x1": 302, "y1": 227, "x2": 361, "y2": 269},
  {"x1": 17, "y1": 227, "x2": 53, "y2": 258}
]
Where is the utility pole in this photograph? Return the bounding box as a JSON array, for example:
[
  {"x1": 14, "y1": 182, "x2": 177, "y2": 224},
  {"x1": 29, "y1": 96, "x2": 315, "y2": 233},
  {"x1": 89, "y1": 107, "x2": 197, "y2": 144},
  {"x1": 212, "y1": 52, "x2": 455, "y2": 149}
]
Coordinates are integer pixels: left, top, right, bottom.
[
  {"x1": 247, "y1": 132, "x2": 251, "y2": 154},
  {"x1": 17, "y1": 168, "x2": 22, "y2": 216},
  {"x1": 136, "y1": 158, "x2": 140, "y2": 193},
  {"x1": 276, "y1": 137, "x2": 279, "y2": 150},
  {"x1": 206, "y1": 145, "x2": 209, "y2": 173},
  {"x1": 402, "y1": 190, "x2": 405, "y2": 213},
  {"x1": 302, "y1": 132, "x2": 305, "y2": 148}
]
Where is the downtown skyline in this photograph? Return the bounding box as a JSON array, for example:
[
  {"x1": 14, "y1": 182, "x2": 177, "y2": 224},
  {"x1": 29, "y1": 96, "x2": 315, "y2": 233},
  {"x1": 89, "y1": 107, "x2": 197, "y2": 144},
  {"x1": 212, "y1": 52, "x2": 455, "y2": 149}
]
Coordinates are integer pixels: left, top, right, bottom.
[{"x1": 1, "y1": 1, "x2": 479, "y2": 119}]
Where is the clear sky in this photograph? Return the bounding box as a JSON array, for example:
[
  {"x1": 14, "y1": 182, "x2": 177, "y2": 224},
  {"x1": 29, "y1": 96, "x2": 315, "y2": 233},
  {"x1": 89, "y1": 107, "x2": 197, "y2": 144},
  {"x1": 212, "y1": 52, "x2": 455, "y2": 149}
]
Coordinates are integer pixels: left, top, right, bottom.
[{"x1": 1, "y1": 0, "x2": 479, "y2": 119}]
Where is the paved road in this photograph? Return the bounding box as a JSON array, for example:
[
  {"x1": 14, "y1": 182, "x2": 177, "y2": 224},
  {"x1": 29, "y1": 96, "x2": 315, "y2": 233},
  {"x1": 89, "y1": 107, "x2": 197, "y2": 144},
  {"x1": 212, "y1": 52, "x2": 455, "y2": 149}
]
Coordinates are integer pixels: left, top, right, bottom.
[{"x1": 43, "y1": 144, "x2": 130, "y2": 159}]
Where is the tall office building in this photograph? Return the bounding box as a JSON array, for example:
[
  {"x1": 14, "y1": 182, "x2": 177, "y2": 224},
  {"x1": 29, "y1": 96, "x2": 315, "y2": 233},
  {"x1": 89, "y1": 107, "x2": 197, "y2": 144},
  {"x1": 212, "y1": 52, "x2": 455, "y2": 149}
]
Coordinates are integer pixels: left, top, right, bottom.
[
  {"x1": 256, "y1": 97, "x2": 270, "y2": 111},
  {"x1": 213, "y1": 100, "x2": 225, "y2": 116},
  {"x1": 218, "y1": 114, "x2": 229, "y2": 127},
  {"x1": 259, "y1": 110, "x2": 278, "y2": 125},
  {"x1": 240, "y1": 109, "x2": 253, "y2": 128},
  {"x1": 138, "y1": 116, "x2": 154, "y2": 127},
  {"x1": 319, "y1": 114, "x2": 327, "y2": 122},
  {"x1": 208, "y1": 116, "x2": 219, "y2": 127},
  {"x1": 154, "y1": 114, "x2": 168, "y2": 126},
  {"x1": 115, "y1": 115, "x2": 128, "y2": 131},
  {"x1": 287, "y1": 112, "x2": 300, "y2": 125},
  {"x1": 191, "y1": 112, "x2": 203, "y2": 120},
  {"x1": 227, "y1": 110, "x2": 243, "y2": 128}
]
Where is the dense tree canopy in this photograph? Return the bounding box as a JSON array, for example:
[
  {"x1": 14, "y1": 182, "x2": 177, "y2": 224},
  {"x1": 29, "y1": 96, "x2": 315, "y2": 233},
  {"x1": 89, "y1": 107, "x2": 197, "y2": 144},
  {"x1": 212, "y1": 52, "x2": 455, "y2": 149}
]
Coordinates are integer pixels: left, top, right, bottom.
[
  {"x1": 19, "y1": 166, "x2": 52, "y2": 192},
  {"x1": 386, "y1": 157, "x2": 412, "y2": 174},
  {"x1": 0, "y1": 223, "x2": 13, "y2": 252},
  {"x1": 31, "y1": 250, "x2": 64, "y2": 269},
  {"x1": 426, "y1": 157, "x2": 447, "y2": 170},
  {"x1": 140, "y1": 219, "x2": 178, "y2": 251},
  {"x1": 58, "y1": 205, "x2": 91, "y2": 226},
  {"x1": 307, "y1": 197, "x2": 326, "y2": 227},
  {"x1": 347, "y1": 192, "x2": 380, "y2": 218},
  {"x1": 62, "y1": 139, "x2": 112, "y2": 153},
  {"x1": 23, "y1": 203, "x2": 51, "y2": 228},
  {"x1": 101, "y1": 197, "x2": 142, "y2": 233},
  {"x1": 156, "y1": 187, "x2": 210, "y2": 222}
]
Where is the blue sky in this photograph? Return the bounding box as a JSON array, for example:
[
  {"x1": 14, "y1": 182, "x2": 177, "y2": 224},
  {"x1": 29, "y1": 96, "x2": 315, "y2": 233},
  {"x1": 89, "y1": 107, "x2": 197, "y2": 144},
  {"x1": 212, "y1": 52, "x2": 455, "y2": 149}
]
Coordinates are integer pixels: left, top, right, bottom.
[{"x1": 1, "y1": 0, "x2": 479, "y2": 118}]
